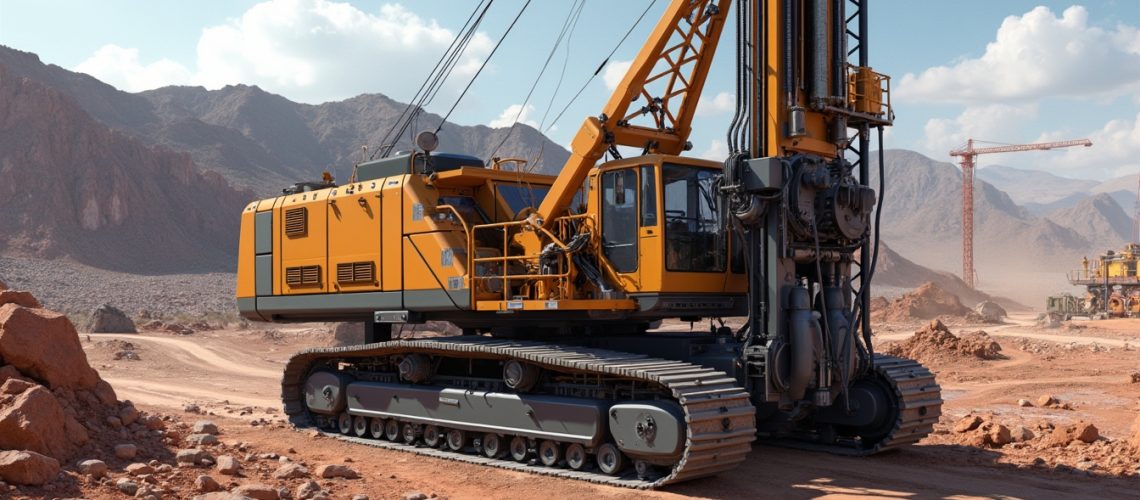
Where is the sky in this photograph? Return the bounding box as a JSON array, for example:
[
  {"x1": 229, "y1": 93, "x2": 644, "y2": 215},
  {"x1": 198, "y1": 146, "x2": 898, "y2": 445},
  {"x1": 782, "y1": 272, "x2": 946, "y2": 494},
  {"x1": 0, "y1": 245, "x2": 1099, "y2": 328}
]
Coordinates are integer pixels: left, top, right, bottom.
[{"x1": 1, "y1": 0, "x2": 1138, "y2": 180}]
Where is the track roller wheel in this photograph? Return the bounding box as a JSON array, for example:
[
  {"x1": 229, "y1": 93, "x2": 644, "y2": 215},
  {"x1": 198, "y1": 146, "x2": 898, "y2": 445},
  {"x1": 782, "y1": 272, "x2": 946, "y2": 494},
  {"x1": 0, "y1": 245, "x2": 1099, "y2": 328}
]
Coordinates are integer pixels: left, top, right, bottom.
[
  {"x1": 337, "y1": 413, "x2": 352, "y2": 435},
  {"x1": 368, "y1": 418, "x2": 384, "y2": 439},
  {"x1": 595, "y1": 443, "x2": 625, "y2": 475},
  {"x1": 446, "y1": 429, "x2": 466, "y2": 451},
  {"x1": 565, "y1": 443, "x2": 587, "y2": 470},
  {"x1": 509, "y1": 436, "x2": 529, "y2": 462},
  {"x1": 538, "y1": 440, "x2": 561, "y2": 467},
  {"x1": 423, "y1": 425, "x2": 442, "y2": 448},
  {"x1": 402, "y1": 423, "x2": 420, "y2": 444},
  {"x1": 352, "y1": 415, "x2": 368, "y2": 437},
  {"x1": 633, "y1": 460, "x2": 653, "y2": 480},
  {"x1": 482, "y1": 433, "x2": 505, "y2": 458},
  {"x1": 384, "y1": 419, "x2": 401, "y2": 442}
]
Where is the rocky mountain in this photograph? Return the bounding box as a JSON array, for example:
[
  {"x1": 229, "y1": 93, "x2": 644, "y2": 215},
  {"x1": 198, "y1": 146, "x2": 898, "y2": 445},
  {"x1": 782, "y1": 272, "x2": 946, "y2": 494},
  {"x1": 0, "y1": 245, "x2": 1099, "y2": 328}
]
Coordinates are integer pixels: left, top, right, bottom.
[
  {"x1": 976, "y1": 164, "x2": 1098, "y2": 206},
  {"x1": 871, "y1": 150, "x2": 1096, "y2": 305},
  {"x1": 0, "y1": 63, "x2": 251, "y2": 273},
  {"x1": 1046, "y1": 193, "x2": 1133, "y2": 249},
  {"x1": 0, "y1": 46, "x2": 570, "y2": 197}
]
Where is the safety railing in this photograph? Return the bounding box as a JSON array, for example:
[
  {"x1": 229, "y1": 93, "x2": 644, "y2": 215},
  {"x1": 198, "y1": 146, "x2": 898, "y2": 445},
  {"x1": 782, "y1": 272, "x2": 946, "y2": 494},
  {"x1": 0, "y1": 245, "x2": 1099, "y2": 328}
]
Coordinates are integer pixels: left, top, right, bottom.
[
  {"x1": 848, "y1": 65, "x2": 893, "y2": 124},
  {"x1": 467, "y1": 214, "x2": 595, "y2": 305}
]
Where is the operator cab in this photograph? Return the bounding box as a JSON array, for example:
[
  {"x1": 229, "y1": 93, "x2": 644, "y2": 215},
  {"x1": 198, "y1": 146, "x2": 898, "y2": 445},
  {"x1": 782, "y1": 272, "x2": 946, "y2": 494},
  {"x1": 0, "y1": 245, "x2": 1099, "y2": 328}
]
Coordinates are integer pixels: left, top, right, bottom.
[{"x1": 587, "y1": 155, "x2": 746, "y2": 319}]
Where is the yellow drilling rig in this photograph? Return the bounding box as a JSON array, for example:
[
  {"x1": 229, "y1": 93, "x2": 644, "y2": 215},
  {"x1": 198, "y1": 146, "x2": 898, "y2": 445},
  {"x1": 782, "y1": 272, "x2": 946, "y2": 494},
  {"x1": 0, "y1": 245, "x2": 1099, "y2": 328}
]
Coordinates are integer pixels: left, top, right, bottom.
[{"x1": 235, "y1": 0, "x2": 940, "y2": 487}]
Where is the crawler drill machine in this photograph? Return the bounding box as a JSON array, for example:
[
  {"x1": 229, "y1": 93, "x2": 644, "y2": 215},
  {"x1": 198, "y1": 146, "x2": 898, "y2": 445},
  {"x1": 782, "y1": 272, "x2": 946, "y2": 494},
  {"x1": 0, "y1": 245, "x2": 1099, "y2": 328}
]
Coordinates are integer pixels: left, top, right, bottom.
[{"x1": 235, "y1": 0, "x2": 941, "y2": 487}]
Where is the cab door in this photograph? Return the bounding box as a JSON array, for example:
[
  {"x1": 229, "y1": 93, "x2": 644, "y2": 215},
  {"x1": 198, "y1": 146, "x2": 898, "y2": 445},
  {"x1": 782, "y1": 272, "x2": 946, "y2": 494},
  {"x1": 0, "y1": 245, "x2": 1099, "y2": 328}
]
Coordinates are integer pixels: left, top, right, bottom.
[
  {"x1": 636, "y1": 165, "x2": 662, "y2": 291},
  {"x1": 601, "y1": 168, "x2": 640, "y2": 289}
]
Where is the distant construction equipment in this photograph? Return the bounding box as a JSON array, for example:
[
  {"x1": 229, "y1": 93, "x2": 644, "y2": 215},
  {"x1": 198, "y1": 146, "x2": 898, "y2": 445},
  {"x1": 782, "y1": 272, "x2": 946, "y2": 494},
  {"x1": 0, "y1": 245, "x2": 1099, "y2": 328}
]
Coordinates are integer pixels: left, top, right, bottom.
[
  {"x1": 1068, "y1": 243, "x2": 1140, "y2": 317},
  {"x1": 950, "y1": 138, "x2": 1092, "y2": 288}
]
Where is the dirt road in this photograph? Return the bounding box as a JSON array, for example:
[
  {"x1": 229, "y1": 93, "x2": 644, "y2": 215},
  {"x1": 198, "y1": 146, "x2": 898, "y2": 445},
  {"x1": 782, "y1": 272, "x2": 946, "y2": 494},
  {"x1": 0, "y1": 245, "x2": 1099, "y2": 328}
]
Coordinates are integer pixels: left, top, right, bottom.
[{"x1": 82, "y1": 324, "x2": 1139, "y2": 499}]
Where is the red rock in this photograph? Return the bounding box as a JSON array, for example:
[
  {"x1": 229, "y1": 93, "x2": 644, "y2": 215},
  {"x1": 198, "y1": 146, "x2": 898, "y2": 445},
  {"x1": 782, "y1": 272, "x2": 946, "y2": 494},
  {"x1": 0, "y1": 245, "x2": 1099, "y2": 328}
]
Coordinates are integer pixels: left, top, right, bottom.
[
  {"x1": 0, "y1": 305, "x2": 100, "y2": 390},
  {"x1": 316, "y1": 464, "x2": 359, "y2": 479},
  {"x1": 0, "y1": 291, "x2": 40, "y2": 309},
  {"x1": 0, "y1": 384, "x2": 85, "y2": 459},
  {"x1": 0, "y1": 450, "x2": 59, "y2": 485},
  {"x1": 1128, "y1": 415, "x2": 1140, "y2": 452},
  {"x1": 1074, "y1": 422, "x2": 1099, "y2": 443},
  {"x1": 1, "y1": 378, "x2": 34, "y2": 394},
  {"x1": 985, "y1": 424, "x2": 1012, "y2": 447},
  {"x1": 1037, "y1": 394, "x2": 1057, "y2": 407},
  {"x1": 234, "y1": 483, "x2": 280, "y2": 500},
  {"x1": 1045, "y1": 421, "x2": 1099, "y2": 447},
  {"x1": 953, "y1": 415, "x2": 983, "y2": 433},
  {"x1": 0, "y1": 365, "x2": 31, "y2": 385}
]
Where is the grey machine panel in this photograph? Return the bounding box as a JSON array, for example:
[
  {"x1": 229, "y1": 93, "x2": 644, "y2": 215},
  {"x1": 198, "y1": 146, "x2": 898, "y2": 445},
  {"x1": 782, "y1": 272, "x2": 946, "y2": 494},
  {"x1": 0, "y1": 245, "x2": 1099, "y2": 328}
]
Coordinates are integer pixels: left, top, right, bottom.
[
  {"x1": 255, "y1": 255, "x2": 273, "y2": 297},
  {"x1": 608, "y1": 401, "x2": 685, "y2": 458},
  {"x1": 346, "y1": 382, "x2": 607, "y2": 446},
  {"x1": 257, "y1": 292, "x2": 401, "y2": 318},
  {"x1": 254, "y1": 211, "x2": 273, "y2": 255}
]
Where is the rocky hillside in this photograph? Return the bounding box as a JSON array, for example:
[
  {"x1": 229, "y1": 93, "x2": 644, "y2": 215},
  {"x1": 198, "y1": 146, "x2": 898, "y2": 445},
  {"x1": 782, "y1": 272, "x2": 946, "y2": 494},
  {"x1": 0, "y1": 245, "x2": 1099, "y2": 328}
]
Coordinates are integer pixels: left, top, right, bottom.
[
  {"x1": 0, "y1": 46, "x2": 570, "y2": 197},
  {"x1": 977, "y1": 165, "x2": 1098, "y2": 207},
  {"x1": 872, "y1": 242, "x2": 1023, "y2": 310},
  {"x1": 0, "y1": 64, "x2": 251, "y2": 273},
  {"x1": 1046, "y1": 193, "x2": 1133, "y2": 248}
]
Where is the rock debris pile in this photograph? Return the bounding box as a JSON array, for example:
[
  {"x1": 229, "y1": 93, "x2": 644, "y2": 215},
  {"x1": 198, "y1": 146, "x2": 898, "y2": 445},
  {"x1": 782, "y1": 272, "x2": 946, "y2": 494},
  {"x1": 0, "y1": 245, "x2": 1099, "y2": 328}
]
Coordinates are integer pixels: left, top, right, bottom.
[
  {"x1": 871, "y1": 282, "x2": 984, "y2": 323},
  {"x1": 885, "y1": 320, "x2": 1003, "y2": 364}
]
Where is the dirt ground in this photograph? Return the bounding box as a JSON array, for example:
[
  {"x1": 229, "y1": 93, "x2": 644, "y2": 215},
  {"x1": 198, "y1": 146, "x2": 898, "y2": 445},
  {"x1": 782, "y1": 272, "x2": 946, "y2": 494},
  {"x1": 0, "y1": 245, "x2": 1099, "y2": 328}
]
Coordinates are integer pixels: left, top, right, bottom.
[{"x1": 77, "y1": 315, "x2": 1140, "y2": 499}]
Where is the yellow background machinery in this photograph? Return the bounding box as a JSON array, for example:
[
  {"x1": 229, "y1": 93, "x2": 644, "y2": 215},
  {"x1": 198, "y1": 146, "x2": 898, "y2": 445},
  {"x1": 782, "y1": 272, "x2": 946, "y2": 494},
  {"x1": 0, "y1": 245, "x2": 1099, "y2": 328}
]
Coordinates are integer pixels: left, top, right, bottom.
[
  {"x1": 235, "y1": 0, "x2": 941, "y2": 487},
  {"x1": 1069, "y1": 243, "x2": 1140, "y2": 316}
]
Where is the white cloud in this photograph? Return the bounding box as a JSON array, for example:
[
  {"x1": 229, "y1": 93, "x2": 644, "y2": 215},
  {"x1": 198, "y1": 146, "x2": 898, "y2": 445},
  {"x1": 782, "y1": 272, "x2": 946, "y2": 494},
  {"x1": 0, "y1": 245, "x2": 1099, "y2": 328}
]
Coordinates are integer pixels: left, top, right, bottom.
[
  {"x1": 603, "y1": 60, "x2": 632, "y2": 91},
  {"x1": 896, "y1": 6, "x2": 1140, "y2": 103},
  {"x1": 697, "y1": 139, "x2": 728, "y2": 161},
  {"x1": 72, "y1": 0, "x2": 492, "y2": 104},
  {"x1": 919, "y1": 103, "x2": 1038, "y2": 157},
  {"x1": 696, "y1": 91, "x2": 733, "y2": 117},
  {"x1": 74, "y1": 45, "x2": 192, "y2": 92},
  {"x1": 1038, "y1": 112, "x2": 1140, "y2": 178},
  {"x1": 489, "y1": 103, "x2": 537, "y2": 128}
]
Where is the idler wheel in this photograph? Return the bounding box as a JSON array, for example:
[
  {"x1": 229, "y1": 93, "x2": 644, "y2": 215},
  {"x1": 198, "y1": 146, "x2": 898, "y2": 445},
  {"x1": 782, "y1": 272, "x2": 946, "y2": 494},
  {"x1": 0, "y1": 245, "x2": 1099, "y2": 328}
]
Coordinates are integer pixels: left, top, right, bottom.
[
  {"x1": 596, "y1": 443, "x2": 625, "y2": 475},
  {"x1": 502, "y1": 360, "x2": 541, "y2": 392},
  {"x1": 565, "y1": 443, "x2": 587, "y2": 470},
  {"x1": 538, "y1": 440, "x2": 561, "y2": 467},
  {"x1": 509, "y1": 436, "x2": 529, "y2": 462},
  {"x1": 398, "y1": 354, "x2": 433, "y2": 383}
]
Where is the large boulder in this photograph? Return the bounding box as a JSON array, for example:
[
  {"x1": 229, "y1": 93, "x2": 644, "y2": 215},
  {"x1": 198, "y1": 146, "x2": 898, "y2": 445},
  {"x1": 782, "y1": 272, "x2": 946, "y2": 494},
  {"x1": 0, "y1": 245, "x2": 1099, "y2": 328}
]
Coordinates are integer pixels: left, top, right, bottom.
[
  {"x1": 332, "y1": 322, "x2": 364, "y2": 346},
  {"x1": 974, "y1": 301, "x2": 1007, "y2": 323},
  {"x1": 1129, "y1": 414, "x2": 1140, "y2": 453},
  {"x1": 0, "y1": 450, "x2": 60, "y2": 486},
  {"x1": 0, "y1": 290, "x2": 41, "y2": 309},
  {"x1": 85, "y1": 304, "x2": 137, "y2": 333},
  {"x1": 0, "y1": 304, "x2": 101, "y2": 390},
  {"x1": 0, "y1": 381, "x2": 88, "y2": 459}
]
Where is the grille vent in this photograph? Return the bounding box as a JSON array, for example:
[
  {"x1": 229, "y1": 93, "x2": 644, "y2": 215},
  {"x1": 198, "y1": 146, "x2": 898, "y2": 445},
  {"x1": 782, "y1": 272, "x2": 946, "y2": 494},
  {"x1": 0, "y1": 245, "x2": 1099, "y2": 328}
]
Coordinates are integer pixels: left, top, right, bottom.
[
  {"x1": 285, "y1": 265, "x2": 321, "y2": 287},
  {"x1": 336, "y1": 261, "x2": 375, "y2": 284},
  {"x1": 284, "y1": 207, "x2": 308, "y2": 237}
]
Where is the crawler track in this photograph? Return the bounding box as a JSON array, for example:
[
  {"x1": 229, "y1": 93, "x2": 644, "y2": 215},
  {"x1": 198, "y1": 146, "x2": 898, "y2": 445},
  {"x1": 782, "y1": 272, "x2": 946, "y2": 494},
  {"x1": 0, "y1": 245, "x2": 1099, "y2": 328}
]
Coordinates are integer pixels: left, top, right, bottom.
[{"x1": 281, "y1": 337, "x2": 758, "y2": 488}]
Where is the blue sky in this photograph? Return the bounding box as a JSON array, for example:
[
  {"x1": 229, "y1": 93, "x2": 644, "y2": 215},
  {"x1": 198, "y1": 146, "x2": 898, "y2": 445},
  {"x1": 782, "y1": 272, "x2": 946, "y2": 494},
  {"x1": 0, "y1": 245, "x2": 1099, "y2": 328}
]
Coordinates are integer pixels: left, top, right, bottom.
[{"x1": 2, "y1": 0, "x2": 1138, "y2": 179}]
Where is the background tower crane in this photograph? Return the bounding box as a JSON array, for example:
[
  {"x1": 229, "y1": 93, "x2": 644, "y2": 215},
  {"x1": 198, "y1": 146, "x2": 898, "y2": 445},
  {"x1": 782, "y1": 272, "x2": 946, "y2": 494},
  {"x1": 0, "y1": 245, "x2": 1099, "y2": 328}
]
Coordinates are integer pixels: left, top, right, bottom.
[{"x1": 950, "y1": 138, "x2": 1092, "y2": 288}]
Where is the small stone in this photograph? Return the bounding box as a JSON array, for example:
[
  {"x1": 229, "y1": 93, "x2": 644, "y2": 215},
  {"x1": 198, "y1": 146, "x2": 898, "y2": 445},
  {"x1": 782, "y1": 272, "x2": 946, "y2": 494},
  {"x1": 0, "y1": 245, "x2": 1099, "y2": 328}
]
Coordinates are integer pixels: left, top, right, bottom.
[
  {"x1": 195, "y1": 474, "x2": 221, "y2": 492},
  {"x1": 1130, "y1": 372, "x2": 1140, "y2": 383},
  {"x1": 187, "y1": 433, "x2": 220, "y2": 445},
  {"x1": 1012, "y1": 425, "x2": 1036, "y2": 442},
  {"x1": 316, "y1": 464, "x2": 360, "y2": 479},
  {"x1": 176, "y1": 448, "x2": 210, "y2": 465},
  {"x1": 76, "y1": 459, "x2": 108, "y2": 478},
  {"x1": 1075, "y1": 460, "x2": 1098, "y2": 471},
  {"x1": 183, "y1": 404, "x2": 201, "y2": 413},
  {"x1": 115, "y1": 444, "x2": 138, "y2": 459},
  {"x1": 352, "y1": 495, "x2": 369, "y2": 500},
  {"x1": 402, "y1": 492, "x2": 428, "y2": 500},
  {"x1": 953, "y1": 415, "x2": 984, "y2": 433},
  {"x1": 986, "y1": 424, "x2": 1012, "y2": 447},
  {"x1": 234, "y1": 483, "x2": 280, "y2": 500},
  {"x1": 1017, "y1": 399, "x2": 1032, "y2": 408},
  {"x1": 107, "y1": 415, "x2": 123, "y2": 428},
  {"x1": 192, "y1": 421, "x2": 220, "y2": 435},
  {"x1": 116, "y1": 478, "x2": 139, "y2": 496},
  {"x1": 126, "y1": 463, "x2": 154, "y2": 476},
  {"x1": 215, "y1": 455, "x2": 239, "y2": 475},
  {"x1": 295, "y1": 481, "x2": 323, "y2": 500},
  {"x1": 119, "y1": 405, "x2": 140, "y2": 426},
  {"x1": 1037, "y1": 394, "x2": 1057, "y2": 407},
  {"x1": 1074, "y1": 422, "x2": 1099, "y2": 443},
  {"x1": 273, "y1": 463, "x2": 309, "y2": 479}
]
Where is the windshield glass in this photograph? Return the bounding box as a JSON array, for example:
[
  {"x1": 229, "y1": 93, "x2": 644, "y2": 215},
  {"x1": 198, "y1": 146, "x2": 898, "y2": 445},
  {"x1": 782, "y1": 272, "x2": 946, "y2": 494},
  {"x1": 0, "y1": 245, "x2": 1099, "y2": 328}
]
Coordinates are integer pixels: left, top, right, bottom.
[
  {"x1": 662, "y1": 164, "x2": 725, "y2": 272},
  {"x1": 497, "y1": 184, "x2": 550, "y2": 215}
]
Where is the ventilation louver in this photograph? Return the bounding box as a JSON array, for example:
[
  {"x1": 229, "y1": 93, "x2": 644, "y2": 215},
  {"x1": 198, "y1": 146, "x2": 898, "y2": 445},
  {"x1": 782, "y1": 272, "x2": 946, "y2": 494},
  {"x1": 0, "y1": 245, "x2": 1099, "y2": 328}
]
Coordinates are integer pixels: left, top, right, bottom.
[
  {"x1": 284, "y1": 207, "x2": 308, "y2": 237},
  {"x1": 285, "y1": 265, "x2": 321, "y2": 287},
  {"x1": 337, "y1": 261, "x2": 375, "y2": 284}
]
